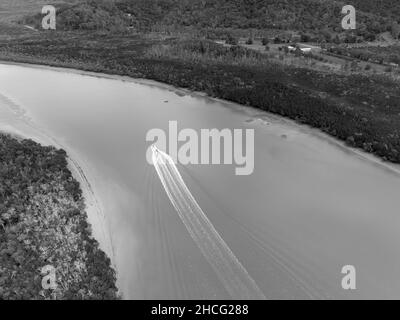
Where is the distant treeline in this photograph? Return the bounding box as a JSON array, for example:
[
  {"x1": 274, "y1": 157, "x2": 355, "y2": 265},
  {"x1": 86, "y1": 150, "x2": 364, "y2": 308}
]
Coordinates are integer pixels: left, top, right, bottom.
[
  {"x1": 21, "y1": 0, "x2": 128, "y2": 32},
  {"x1": 346, "y1": 0, "x2": 400, "y2": 21},
  {"x1": 116, "y1": 0, "x2": 394, "y2": 33},
  {"x1": 20, "y1": 0, "x2": 399, "y2": 42}
]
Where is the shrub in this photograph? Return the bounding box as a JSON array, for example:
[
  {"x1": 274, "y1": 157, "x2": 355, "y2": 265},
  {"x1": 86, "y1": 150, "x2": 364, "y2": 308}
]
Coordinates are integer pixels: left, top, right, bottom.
[
  {"x1": 262, "y1": 37, "x2": 269, "y2": 46},
  {"x1": 226, "y1": 34, "x2": 238, "y2": 46},
  {"x1": 245, "y1": 37, "x2": 253, "y2": 45}
]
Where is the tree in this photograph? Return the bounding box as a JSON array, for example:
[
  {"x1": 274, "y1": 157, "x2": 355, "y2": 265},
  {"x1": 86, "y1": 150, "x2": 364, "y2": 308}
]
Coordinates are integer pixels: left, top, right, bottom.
[
  {"x1": 294, "y1": 47, "x2": 303, "y2": 56},
  {"x1": 350, "y1": 60, "x2": 359, "y2": 71},
  {"x1": 226, "y1": 34, "x2": 238, "y2": 45},
  {"x1": 246, "y1": 37, "x2": 253, "y2": 45},
  {"x1": 300, "y1": 33, "x2": 311, "y2": 42}
]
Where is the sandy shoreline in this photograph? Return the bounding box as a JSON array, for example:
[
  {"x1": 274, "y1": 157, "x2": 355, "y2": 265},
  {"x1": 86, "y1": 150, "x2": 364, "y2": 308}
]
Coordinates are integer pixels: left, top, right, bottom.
[
  {"x1": 0, "y1": 126, "x2": 116, "y2": 271},
  {"x1": 0, "y1": 127, "x2": 119, "y2": 298}
]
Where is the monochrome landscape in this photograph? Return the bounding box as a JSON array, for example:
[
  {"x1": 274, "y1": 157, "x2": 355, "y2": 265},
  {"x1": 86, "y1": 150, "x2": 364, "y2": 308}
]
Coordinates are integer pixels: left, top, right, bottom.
[{"x1": 0, "y1": 0, "x2": 400, "y2": 301}]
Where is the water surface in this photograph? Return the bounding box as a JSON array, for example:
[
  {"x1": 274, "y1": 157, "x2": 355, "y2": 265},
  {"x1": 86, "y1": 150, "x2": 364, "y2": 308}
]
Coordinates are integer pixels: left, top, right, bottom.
[{"x1": 1, "y1": 63, "x2": 400, "y2": 299}]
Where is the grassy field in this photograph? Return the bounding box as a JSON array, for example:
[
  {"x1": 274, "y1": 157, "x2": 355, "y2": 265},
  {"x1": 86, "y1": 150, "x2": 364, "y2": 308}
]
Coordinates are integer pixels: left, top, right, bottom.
[{"x1": 329, "y1": 45, "x2": 400, "y2": 67}]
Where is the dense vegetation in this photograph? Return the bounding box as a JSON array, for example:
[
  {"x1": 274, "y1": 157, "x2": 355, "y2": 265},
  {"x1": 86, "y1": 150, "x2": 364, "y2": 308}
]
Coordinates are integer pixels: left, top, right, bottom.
[
  {"x1": 16, "y1": 0, "x2": 399, "y2": 42},
  {"x1": 21, "y1": 0, "x2": 127, "y2": 32},
  {"x1": 345, "y1": 0, "x2": 400, "y2": 20},
  {"x1": 116, "y1": 0, "x2": 393, "y2": 37},
  {"x1": 0, "y1": 134, "x2": 118, "y2": 299},
  {"x1": 329, "y1": 45, "x2": 400, "y2": 66}
]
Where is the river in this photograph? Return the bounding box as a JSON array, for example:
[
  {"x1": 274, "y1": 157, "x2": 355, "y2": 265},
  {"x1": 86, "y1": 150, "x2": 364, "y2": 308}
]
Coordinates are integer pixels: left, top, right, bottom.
[{"x1": 1, "y1": 62, "x2": 400, "y2": 299}]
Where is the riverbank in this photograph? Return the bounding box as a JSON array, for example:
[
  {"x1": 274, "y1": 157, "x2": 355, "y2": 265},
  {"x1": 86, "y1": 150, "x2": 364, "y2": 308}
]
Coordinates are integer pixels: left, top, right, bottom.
[
  {"x1": 0, "y1": 132, "x2": 119, "y2": 299},
  {"x1": 2, "y1": 59, "x2": 399, "y2": 177},
  {"x1": 2, "y1": 62, "x2": 400, "y2": 299},
  {"x1": 0, "y1": 34, "x2": 399, "y2": 166}
]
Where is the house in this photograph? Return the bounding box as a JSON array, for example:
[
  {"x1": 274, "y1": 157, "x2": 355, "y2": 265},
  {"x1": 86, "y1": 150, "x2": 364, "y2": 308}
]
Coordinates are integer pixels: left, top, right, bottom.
[
  {"x1": 300, "y1": 47, "x2": 312, "y2": 53},
  {"x1": 283, "y1": 43, "x2": 322, "y2": 55},
  {"x1": 297, "y1": 43, "x2": 322, "y2": 53}
]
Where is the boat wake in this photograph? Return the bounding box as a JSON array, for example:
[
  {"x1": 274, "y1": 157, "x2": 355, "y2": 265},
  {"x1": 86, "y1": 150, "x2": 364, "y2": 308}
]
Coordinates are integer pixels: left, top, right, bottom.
[{"x1": 151, "y1": 145, "x2": 266, "y2": 300}]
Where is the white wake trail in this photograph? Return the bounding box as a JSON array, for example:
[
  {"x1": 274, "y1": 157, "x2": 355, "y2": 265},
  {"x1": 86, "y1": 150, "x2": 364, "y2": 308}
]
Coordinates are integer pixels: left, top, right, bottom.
[{"x1": 151, "y1": 145, "x2": 266, "y2": 300}]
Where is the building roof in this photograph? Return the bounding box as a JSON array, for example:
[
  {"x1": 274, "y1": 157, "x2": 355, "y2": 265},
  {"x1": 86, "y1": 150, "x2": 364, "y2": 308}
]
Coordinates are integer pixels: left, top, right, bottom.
[{"x1": 297, "y1": 43, "x2": 321, "y2": 49}]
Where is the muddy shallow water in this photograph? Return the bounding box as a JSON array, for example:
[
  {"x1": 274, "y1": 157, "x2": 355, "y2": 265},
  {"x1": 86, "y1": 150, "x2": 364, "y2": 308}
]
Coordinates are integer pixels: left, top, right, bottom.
[{"x1": 1, "y1": 63, "x2": 400, "y2": 299}]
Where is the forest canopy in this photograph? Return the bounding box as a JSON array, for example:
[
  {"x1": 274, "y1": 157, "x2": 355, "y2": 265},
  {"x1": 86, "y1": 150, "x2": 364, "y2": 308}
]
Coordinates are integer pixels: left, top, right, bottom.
[{"x1": 19, "y1": 0, "x2": 399, "y2": 39}]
